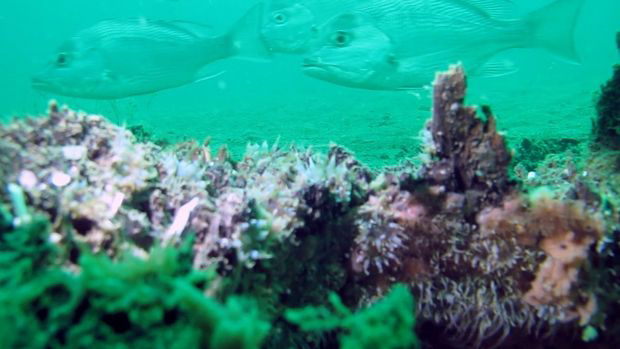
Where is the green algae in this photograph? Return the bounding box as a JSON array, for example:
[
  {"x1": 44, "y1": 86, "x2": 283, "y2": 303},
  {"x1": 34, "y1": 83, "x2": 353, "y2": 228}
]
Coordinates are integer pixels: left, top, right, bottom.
[
  {"x1": 0, "y1": 187, "x2": 417, "y2": 349},
  {"x1": 217, "y1": 199, "x2": 358, "y2": 348},
  {"x1": 128, "y1": 125, "x2": 170, "y2": 147},
  {"x1": 286, "y1": 284, "x2": 419, "y2": 349},
  {"x1": 513, "y1": 137, "x2": 582, "y2": 172},
  {"x1": 0, "y1": 215, "x2": 270, "y2": 349},
  {"x1": 0, "y1": 208, "x2": 418, "y2": 349}
]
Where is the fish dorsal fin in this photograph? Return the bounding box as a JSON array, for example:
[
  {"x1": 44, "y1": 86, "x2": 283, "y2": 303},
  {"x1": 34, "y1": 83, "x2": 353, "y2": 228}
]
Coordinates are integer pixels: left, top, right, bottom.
[
  {"x1": 328, "y1": 12, "x2": 367, "y2": 30},
  {"x1": 444, "y1": 0, "x2": 493, "y2": 19},
  {"x1": 194, "y1": 70, "x2": 226, "y2": 83},
  {"x1": 160, "y1": 20, "x2": 215, "y2": 38},
  {"x1": 93, "y1": 18, "x2": 215, "y2": 40},
  {"x1": 462, "y1": 0, "x2": 517, "y2": 19},
  {"x1": 102, "y1": 69, "x2": 119, "y2": 82},
  {"x1": 268, "y1": 0, "x2": 295, "y2": 7}
]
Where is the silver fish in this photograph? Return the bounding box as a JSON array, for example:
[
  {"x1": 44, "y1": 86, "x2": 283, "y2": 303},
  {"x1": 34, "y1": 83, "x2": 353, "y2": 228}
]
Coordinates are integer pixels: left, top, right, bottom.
[
  {"x1": 261, "y1": 0, "x2": 370, "y2": 53},
  {"x1": 303, "y1": 0, "x2": 584, "y2": 90},
  {"x1": 32, "y1": 4, "x2": 267, "y2": 99}
]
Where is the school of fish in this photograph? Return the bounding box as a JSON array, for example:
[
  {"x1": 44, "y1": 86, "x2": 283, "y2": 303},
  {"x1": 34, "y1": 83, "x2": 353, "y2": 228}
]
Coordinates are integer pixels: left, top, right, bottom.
[{"x1": 32, "y1": 0, "x2": 584, "y2": 98}]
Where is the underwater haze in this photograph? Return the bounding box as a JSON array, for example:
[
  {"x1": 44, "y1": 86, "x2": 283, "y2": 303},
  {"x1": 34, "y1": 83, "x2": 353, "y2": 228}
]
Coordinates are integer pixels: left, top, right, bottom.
[{"x1": 1, "y1": 0, "x2": 619, "y2": 168}]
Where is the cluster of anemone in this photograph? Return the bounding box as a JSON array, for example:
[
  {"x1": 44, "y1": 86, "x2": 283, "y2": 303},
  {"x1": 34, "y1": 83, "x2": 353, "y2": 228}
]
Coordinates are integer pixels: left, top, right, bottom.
[
  {"x1": 194, "y1": 142, "x2": 369, "y2": 270},
  {"x1": 350, "y1": 176, "x2": 604, "y2": 347},
  {"x1": 0, "y1": 103, "x2": 370, "y2": 274},
  {"x1": 347, "y1": 67, "x2": 608, "y2": 348},
  {"x1": 352, "y1": 175, "x2": 422, "y2": 275}
]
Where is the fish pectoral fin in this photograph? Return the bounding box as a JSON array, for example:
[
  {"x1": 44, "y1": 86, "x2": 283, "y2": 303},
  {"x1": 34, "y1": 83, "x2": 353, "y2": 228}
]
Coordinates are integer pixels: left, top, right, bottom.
[
  {"x1": 398, "y1": 86, "x2": 432, "y2": 99},
  {"x1": 194, "y1": 70, "x2": 226, "y2": 84},
  {"x1": 166, "y1": 20, "x2": 215, "y2": 38},
  {"x1": 102, "y1": 70, "x2": 119, "y2": 82},
  {"x1": 475, "y1": 59, "x2": 519, "y2": 78}
]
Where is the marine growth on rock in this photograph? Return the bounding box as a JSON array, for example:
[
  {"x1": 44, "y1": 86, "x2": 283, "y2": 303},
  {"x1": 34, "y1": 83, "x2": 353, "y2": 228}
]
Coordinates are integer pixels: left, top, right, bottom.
[{"x1": 0, "y1": 65, "x2": 618, "y2": 349}]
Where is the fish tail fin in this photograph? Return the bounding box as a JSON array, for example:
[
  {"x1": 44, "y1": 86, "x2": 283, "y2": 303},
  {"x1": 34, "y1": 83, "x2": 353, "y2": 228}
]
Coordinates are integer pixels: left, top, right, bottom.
[
  {"x1": 229, "y1": 3, "x2": 272, "y2": 61},
  {"x1": 523, "y1": 0, "x2": 584, "y2": 63}
]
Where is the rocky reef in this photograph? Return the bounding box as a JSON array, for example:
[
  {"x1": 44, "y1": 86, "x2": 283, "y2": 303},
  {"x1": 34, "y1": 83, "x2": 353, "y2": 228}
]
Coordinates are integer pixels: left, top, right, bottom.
[
  {"x1": 593, "y1": 31, "x2": 620, "y2": 150},
  {"x1": 350, "y1": 67, "x2": 607, "y2": 348},
  {"x1": 1, "y1": 64, "x2": 619, "y2": 349}
]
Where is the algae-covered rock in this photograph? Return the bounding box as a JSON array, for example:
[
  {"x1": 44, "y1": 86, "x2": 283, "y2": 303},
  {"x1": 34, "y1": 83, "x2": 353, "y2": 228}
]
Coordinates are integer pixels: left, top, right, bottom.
[
  {"x1": 0, "y1": 213, "x2": 270, "y2": 349},
  {"x1": 2, "y1": 62, "x2": 620, "y2": 348},
  {"x1": 593, "y1": 32, "x2": 620, "y2": 149}
]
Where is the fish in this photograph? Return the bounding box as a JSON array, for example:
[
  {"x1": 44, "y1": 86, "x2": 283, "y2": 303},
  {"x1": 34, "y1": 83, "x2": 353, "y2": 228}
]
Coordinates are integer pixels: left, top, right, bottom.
[
  {"x1": 261, "y1": 0, "x2": 370, "y2": 54},
  {"x1": 32, "y1": 4, "x2": 267, "y2": 99},
  {"x1": 260, "y1": 0, "x2": 516, "y2": 54},
  {"x1": 302, "y1": 0, "x2": 584, "y2": 90}
]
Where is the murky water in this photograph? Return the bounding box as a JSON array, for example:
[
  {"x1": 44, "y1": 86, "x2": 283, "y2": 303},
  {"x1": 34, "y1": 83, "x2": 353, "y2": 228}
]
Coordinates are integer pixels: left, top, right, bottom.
[{"x1": 1, "y1": 0, "x2": 618, "y2": 167}]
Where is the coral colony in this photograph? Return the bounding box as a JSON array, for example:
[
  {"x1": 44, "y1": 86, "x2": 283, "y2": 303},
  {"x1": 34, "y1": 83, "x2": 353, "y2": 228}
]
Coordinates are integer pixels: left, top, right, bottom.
[{"x1": 1, "y1": 60, "x2": 619, "y2": 348}]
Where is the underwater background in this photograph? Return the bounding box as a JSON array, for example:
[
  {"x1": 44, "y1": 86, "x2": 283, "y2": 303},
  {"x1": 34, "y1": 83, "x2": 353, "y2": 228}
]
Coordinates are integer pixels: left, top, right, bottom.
[
  {"x1": 1, "y1": 0, "x2": 619, "y2": 168},
  {"x1": 1, "y1": 1, "x2": 620, "y2": 348}
]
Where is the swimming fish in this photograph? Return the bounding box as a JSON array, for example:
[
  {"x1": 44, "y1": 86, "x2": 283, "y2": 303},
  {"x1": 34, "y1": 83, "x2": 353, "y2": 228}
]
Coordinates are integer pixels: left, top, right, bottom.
[
  {"x1": 261, "y1": 0, "x2": 370, "y2": 54},
  {"x1": 303, "y1": 0, "x2": 584, "y2": 90},
  {"x1": 32, "y1": 4, "x2": 267, "y2": 99}
]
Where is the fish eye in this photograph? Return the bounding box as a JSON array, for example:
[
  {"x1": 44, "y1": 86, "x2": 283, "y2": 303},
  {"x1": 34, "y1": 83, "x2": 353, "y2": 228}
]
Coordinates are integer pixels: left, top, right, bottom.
[
  {"x1": 272, "y1": 12, "x2": 287, "y2": 25},
  {"x1": 56, "y1": 52, "x2": 69, "y2": 67},
  {"x1": 331, "y1": 30, "x2": 351, "y2": 47}
]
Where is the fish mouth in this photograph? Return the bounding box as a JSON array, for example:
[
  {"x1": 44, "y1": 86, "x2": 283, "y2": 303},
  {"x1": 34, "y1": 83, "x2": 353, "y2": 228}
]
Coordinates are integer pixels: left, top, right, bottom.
[
  {"x1": 302, "y1": 58, "x2": 340, "y2": 73},
  {"x1": 302, "y1": 58, "x2": 371, "y2": 84},
  {"x1": 302, "y1": 58, "x2": 377, "y2": 88},
  {"x1": 302, "y1": 58, "x2": 323, "y2": 69}
]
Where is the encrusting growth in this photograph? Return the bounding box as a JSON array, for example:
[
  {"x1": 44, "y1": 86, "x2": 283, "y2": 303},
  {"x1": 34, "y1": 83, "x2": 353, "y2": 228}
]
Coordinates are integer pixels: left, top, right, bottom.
[
  {"x1": 592, "y1": 31, "x2": 620, "y2": 149},
  {"x1": 350, "y1": 66, "x2": 605, "y2": 347}
]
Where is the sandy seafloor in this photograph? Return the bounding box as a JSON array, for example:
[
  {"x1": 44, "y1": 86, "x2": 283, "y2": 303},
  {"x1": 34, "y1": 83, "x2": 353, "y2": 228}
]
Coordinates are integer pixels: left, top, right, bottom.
[
  {"x1": 1, "y1": 0, "x2": 619, "y2": 169},
  {"x1": 19, "y1": 56, "x2": 606, "y2": 169}
]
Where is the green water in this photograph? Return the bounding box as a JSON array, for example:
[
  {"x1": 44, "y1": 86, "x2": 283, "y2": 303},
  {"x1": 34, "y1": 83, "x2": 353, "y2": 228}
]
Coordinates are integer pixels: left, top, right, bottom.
[{"x1": 1, "y1": 0, "x2": 618, "y2": 168}]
